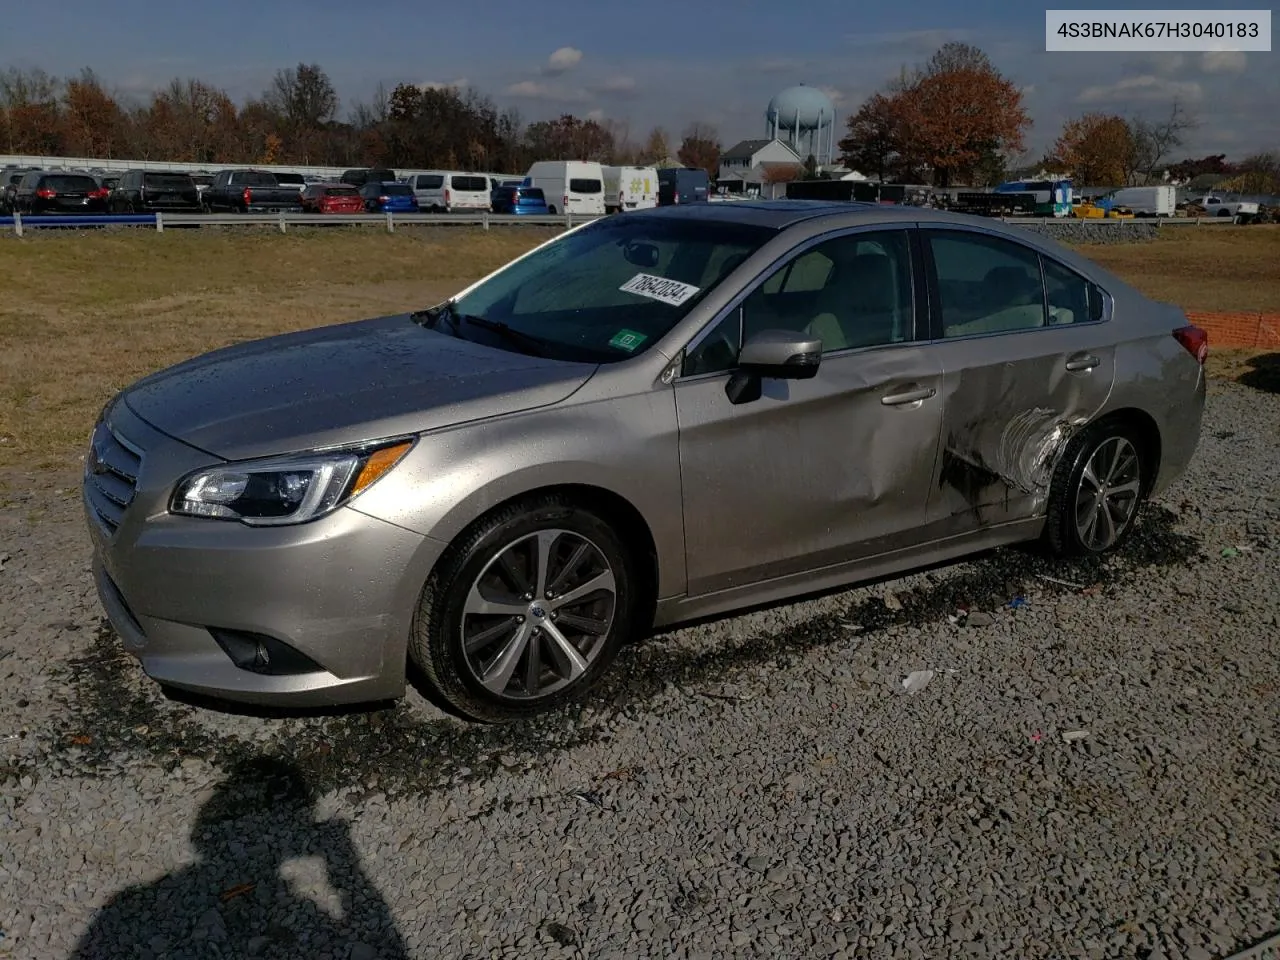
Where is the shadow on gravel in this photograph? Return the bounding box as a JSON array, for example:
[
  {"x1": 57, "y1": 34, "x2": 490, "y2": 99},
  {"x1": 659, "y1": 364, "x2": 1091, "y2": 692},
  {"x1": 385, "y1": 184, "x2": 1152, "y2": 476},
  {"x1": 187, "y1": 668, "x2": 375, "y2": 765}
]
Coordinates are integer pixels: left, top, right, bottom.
[
  {"x1": 71, "y1": 756, "x2": 408, "y2": 960},
  {"x1": 1238, "y1": 352, "x2": 1280, "y2": 395},
  {"x1": 46, "y1": 505, "x2": 1201, "y2": 801}
]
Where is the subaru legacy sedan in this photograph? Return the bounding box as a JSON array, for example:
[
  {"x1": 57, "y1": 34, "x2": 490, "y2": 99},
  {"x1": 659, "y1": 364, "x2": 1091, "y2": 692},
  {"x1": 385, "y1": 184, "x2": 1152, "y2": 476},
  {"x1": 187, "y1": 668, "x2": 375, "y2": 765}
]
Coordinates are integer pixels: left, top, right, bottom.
[{"x1": 84, "y1": 201, "x2": 1207, "y2": 721}]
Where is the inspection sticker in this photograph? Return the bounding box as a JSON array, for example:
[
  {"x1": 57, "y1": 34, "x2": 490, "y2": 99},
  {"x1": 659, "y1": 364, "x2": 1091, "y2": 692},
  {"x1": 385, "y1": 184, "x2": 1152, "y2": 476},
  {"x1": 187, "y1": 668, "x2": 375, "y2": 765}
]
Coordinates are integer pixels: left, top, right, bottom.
[
  {"x1": 608, "y1": 329, "x2": 648, "y2": 352},
  {"x1": 619, "y1": 273, "x2": 700, "y2": 307}
]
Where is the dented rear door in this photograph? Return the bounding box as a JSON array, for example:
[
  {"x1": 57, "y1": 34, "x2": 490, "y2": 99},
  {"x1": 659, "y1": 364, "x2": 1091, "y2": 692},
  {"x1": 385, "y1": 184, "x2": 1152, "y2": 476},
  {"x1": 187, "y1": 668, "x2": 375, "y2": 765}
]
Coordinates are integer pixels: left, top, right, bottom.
[{"x1": 918, "y1": 225, "x2": 1117, "y2": 533}]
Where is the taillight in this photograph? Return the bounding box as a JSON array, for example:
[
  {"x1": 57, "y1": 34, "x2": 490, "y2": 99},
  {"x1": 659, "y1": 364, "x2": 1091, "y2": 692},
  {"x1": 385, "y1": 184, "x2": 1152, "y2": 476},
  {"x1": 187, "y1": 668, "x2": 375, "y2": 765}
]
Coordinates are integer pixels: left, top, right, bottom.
[
  {"x1": 89, "y1": 188, "x2": 109, "y2": 200},
  {"x1": 444, "y1": 189, "x2": 451, "y2": 204},
  {"x1": 35, "y1": 187, "x2": 56, "y2": 199},
  {"x1": 243, "y1": 187, "x2": 253, "y2": 206},
  {"x1": 1173, "y1": 324, "x2": 1208, "y2": 365},
  {"x1": 562, "y1": 194, "x2": 568, "y2": 208},
  {"x1": 379, "y1": 195, "x2": 390, "y2": 203}
]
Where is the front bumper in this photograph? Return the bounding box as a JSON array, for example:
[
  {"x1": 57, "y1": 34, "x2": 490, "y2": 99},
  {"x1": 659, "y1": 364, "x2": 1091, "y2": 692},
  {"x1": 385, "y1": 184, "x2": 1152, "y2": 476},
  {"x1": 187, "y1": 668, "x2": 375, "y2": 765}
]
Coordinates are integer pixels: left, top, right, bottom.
[{"x1": 84, "y1": 400, "x2": 445, "y2": 708}]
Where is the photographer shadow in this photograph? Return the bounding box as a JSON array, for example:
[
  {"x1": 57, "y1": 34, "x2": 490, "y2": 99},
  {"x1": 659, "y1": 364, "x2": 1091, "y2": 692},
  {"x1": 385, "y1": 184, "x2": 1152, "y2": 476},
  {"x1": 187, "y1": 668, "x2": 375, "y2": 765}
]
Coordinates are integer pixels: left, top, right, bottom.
[{"x1": 72, "y1": 756, "x2": 408, "y2": 960}]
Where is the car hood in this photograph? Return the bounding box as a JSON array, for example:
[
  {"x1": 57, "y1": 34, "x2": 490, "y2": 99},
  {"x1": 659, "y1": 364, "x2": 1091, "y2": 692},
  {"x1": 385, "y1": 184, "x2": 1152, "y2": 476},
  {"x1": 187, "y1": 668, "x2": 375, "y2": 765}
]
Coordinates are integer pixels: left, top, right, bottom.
[{"x1": 123, "y1": 314, "x2": 597, "y2": 460}]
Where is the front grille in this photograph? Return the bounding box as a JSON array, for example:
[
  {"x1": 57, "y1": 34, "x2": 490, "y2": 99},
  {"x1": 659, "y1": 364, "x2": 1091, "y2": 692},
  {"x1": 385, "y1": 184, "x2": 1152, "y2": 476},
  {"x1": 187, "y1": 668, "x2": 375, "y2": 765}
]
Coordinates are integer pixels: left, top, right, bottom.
[{"x1": 85, "y1": 420, "x2": 142, "y2": 534}]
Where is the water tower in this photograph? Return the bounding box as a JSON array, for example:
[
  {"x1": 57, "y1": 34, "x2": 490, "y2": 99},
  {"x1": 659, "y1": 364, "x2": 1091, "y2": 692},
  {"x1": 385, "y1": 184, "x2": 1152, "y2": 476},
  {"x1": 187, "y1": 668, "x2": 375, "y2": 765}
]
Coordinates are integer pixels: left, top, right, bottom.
[{"x1": 765, "y1": 84, "x2": 836, "y2": 167}]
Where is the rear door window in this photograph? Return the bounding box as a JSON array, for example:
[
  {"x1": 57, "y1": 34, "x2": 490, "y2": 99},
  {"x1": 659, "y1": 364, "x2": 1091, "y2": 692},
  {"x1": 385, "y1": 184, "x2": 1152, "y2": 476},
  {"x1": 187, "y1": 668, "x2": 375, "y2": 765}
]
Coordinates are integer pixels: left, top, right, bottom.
[
  {"x1": 569, "y1": 178, "x2": 602, "y2": 194},
  {"x1": 236, "y1": 172, "x2": 278, "y2": 187},
  {"x1": 143, "y1": 173, "x2": 194, "y2": 190},
  {"x1": 450, "y1": 175, "x2": 488, "y2": 192},
  {"x1": 381, "y1": 184, "x2": 413, "y2": 196},
  {"x1": 518, "y1": 188, "x2": 545, "y2": 201},
  {"x1": 43, "y1": 175, "x2": 99, "y2": 192},
  {"x1": 927, "y1": 230, "x2": 1048, "y2": 337},
  {"x1": 416, "y1": 175, "x2": 444, "y2": 189}
]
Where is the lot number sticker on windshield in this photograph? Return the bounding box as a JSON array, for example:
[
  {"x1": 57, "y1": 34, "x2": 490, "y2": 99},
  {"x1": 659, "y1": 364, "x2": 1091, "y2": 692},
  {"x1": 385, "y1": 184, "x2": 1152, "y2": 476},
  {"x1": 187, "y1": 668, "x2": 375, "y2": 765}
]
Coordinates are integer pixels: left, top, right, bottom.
[{"x1": 619, "y1": 273, "x2": 700, "y2": 307}]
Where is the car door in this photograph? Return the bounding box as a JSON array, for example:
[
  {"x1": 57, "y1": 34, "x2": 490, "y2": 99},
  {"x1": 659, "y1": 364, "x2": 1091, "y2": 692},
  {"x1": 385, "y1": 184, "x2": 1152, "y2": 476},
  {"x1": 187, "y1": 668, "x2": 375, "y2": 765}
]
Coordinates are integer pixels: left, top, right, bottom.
[
  {"x1": 673, "y1": 226, "x2": 945, "y2": 597},
  {"x1": 917, "y1": 226, "x2": 1118, "y2": 533}
]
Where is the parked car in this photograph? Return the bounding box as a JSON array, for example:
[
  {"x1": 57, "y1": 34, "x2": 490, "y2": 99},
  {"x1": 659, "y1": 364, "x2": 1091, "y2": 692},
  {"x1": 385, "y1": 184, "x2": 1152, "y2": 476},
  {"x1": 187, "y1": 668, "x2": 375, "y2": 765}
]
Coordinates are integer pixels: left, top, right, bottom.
[
  {"x1": 603, "y1": 165, "x2": 659, "y2": 213},
  {"x1": 1, "y1": 169, "x2": 36, "y2": 213},
  {"x1": 340, "y1": 167, "x2": 397, "y2": 188},
  {"x1": 526, "y1": 160, "x2": 606, "y2": 216},
  {"x1": 84, "y1": 200, "x2": 1206, "y2": 721},
  {"x1": 657, "y1": 167, "x2": 709, "y2": 206},
  {"x1": 190, "y1": 174, "x2": 215, "y2": 196},
  {"x1": 490, "y1": 184, "x2": 549, "y2": 215},
  {"x1": 108, "y1": 170, "x2": 201, "y2": 214},
  {"x1": 300, "y1": 183, "x2": 366, "y2": 214},
  {"x1": 408, "y1": 172, "x2": 491, "y2": 212},
  {"x1": 13, "y1": 170, "x2": 110, "y2": 214},
  {"x1": 202, "y1": 170, "x2": 303, "y2": 213},
  {"x1": 360, "y1": 180, "x2": 419, "y2": 212}
]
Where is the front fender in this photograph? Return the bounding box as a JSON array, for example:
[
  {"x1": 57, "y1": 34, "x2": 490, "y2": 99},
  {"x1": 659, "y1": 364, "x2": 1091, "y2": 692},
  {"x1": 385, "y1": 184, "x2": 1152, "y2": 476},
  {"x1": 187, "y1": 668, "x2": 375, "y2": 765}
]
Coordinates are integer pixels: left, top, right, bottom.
[{"x1": 352, "y1": 388, "x2": 687, "y2": 601}]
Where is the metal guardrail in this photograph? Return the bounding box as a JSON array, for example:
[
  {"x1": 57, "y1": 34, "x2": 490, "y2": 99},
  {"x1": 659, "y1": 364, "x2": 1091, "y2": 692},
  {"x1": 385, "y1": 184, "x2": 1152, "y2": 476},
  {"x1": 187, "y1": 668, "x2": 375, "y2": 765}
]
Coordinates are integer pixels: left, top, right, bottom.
[
  {"x1": 0, "y1": 210, "x2": 1251, "y2": 236},
  {"x1": 0, "y1": 210, "x2": 600, "y2": 235}
]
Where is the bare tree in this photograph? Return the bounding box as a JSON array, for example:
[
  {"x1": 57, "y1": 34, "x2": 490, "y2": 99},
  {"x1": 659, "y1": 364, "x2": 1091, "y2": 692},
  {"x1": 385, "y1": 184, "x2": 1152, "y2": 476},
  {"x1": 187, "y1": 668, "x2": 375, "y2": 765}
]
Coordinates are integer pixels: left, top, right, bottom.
[{"x1": 1128, "y1": 100, "x2": 1197, "y2": 184}]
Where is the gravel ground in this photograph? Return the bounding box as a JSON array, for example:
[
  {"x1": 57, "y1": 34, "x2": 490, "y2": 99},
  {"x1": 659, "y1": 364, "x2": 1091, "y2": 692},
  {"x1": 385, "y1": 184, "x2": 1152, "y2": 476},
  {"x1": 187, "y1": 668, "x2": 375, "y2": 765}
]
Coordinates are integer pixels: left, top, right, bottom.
[{"x1": 1, "y1": 378, "x2": 1278, "y2": 960}]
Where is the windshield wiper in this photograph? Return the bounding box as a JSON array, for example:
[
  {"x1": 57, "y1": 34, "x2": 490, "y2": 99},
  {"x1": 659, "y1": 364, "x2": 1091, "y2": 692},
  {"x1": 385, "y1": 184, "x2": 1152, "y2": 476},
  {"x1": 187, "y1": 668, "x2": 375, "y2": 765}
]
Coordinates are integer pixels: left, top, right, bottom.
[{"x1": 459, "y1": 314, "x2": 548, "y2": 357}]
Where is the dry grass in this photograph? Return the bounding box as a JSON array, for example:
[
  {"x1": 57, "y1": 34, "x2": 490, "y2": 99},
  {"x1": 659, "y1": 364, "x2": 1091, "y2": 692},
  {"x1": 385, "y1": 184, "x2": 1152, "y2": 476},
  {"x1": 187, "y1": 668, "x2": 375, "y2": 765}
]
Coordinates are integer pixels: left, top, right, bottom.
[
  {"x1": 1074, "y1": 225, "x2": 1280, "y2": 313},
  {"x1": 0, "y1": 223, "x2": 1276, "y2": 471},
  {"x1": 0, "y1": 227, "x2": 557, "y2": 469}
]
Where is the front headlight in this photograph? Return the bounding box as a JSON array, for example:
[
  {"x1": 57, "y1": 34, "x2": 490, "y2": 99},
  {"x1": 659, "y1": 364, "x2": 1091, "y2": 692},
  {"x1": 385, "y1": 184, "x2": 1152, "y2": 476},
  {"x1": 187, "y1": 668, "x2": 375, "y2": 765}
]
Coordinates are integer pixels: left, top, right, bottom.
[{"x1": 170, "y1": 438, "x2": 414, "y2": 526}]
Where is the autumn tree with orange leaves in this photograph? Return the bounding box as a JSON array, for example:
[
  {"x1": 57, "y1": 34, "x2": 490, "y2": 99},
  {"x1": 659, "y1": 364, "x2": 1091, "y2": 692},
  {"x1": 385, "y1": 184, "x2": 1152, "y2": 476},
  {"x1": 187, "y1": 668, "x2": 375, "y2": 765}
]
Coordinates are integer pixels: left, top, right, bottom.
[
  {"x1": 1051, "y1": 113, "x2": 1136, "y2": 185},
  {"x1": 894, "y1": 43, "x2": 1030, "y2": 187}
]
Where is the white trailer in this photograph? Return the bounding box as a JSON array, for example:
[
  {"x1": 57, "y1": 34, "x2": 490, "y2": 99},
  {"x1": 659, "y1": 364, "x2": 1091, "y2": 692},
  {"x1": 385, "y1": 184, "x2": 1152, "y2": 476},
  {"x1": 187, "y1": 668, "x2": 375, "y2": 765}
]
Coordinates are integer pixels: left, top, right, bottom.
[{"x1": 1109, "y1": 185, "x2": 1176, "y2": 217}]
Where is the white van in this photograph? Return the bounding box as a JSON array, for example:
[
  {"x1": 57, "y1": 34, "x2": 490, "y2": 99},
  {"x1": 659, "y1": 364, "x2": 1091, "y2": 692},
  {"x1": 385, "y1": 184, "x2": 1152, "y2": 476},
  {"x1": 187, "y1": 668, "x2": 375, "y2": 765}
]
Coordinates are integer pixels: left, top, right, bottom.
[
  {"x1": 408, "y1": 171, "x2": 492, "y2": 212},
  {"x1": 603, "y1": 165, "x2": 658, "y2": 213},
  {"x1": 525, "y1": 160, "x2": 606, "y2": 216}
]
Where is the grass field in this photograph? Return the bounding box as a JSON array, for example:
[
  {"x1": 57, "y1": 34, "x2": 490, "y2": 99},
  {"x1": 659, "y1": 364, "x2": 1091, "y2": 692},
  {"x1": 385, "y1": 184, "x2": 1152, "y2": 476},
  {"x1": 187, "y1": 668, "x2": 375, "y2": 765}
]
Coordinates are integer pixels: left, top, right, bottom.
[{"x1": 1, "y1": 224, "x2": 1277, "y2": 471}]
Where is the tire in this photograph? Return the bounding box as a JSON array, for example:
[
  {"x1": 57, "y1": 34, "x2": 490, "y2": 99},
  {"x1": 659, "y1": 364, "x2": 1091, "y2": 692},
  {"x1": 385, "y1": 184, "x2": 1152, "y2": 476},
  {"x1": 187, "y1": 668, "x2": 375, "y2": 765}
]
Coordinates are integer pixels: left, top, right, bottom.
[
  {"x1": 1042, "y1": 420, "x2": 1146, "y2": 557},
  {"x1": 546, "y1": 205, "x2": 557, "y2": 216},
  {"x1": 410, "y1": 494, "x2": 639, "y2": 722}
]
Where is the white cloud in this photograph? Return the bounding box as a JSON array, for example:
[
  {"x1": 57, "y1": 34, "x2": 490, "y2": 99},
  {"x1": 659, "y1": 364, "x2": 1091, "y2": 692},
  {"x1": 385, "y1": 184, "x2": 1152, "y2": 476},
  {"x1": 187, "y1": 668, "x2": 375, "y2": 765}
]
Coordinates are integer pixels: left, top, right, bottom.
[
  {"x1": 506, "y1": 80, "x2": 552, "y2": 98},
  {"x1": 586, "y1": 108, "x2": 605, "y2": 121},
  {"x1": 595, "y1": 75, "x2": 637, "y2": 96},
  {"x1": 1201, "y1": 50, "x2": 1247, "y2": 74},
  {"x1": 818, "y1": 85, "x2": 845, "y2": 106},
  {"x1": 544, "y1": 47, "x2": 583, "y2": 75},
  {"x1": 419, "y1": 78, "x2": 467, "y2": 91},
  {"x1": 1076, "y1": 74, "x2": 1203, "y2": 104}
]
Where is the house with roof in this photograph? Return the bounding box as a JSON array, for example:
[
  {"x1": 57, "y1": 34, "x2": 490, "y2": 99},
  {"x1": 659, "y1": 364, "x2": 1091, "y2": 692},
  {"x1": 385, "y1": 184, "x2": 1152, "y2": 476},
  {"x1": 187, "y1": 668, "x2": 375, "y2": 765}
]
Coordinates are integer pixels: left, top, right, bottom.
[{"x1": 716, "y1": 138, "x2": 805, "y2": 198}]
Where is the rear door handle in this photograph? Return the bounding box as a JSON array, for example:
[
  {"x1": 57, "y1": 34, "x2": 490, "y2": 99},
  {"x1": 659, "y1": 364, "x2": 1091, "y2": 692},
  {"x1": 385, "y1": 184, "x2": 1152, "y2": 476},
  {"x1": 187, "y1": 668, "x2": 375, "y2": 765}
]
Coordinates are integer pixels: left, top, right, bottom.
[
  {"x1": 1065, "y1": 354, "x2": 1100, "y2": 372},
  {"x1": 881, "y1": 386, "x2": 937, "y2": 406}
]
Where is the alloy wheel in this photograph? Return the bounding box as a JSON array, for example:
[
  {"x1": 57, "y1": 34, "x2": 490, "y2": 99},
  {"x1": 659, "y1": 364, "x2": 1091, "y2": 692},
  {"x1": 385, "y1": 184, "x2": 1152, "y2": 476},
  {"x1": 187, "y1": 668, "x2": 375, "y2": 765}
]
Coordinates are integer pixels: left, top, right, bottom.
[
  {"x1": 460, "y1": 529, "x2": 617, "y2": 700},
  {"x1": 1074, "y1": 436, "x2": 1141, "y2": 551}
]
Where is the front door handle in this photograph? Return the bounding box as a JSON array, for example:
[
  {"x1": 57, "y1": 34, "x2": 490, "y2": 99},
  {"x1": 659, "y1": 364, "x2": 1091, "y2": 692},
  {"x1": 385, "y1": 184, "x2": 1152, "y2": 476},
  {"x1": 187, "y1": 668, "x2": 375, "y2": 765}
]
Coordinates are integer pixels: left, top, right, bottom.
[
  {"x1": 1065, "y1": 354, "x2": 1100, "y2": 372},
  {"x1": 881, "y1": 385, "x2": 937, "y2": 406}
]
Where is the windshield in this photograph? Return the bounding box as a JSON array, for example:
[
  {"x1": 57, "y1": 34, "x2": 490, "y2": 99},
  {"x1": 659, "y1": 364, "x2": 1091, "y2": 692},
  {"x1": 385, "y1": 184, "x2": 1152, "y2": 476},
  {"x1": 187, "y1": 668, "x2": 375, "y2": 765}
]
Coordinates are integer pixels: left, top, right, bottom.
[{"x1": 450, "y1": 215, "x2": 775, "y2": 362}]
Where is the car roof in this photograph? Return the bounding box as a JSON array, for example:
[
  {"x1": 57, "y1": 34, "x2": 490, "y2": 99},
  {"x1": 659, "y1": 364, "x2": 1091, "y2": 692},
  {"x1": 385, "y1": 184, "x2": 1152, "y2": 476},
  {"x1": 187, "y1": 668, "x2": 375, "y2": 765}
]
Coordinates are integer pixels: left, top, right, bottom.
[{"x1": 631, "y1": 198, "x2": 1060, "y2": 236}]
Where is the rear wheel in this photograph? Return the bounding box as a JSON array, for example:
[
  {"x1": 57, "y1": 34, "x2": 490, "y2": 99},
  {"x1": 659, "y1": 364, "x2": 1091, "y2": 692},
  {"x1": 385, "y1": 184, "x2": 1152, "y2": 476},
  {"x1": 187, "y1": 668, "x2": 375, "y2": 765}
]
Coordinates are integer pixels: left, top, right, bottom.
[
  {"x1": 411, "y1": 495, "x2": 638, "y2": 722},
  {"x1": 1043, "y1": 420, "x2": 1146, "y2": 557},
  {"x1": 546, "y1": 205, "x2": 557, "y2": 215}
]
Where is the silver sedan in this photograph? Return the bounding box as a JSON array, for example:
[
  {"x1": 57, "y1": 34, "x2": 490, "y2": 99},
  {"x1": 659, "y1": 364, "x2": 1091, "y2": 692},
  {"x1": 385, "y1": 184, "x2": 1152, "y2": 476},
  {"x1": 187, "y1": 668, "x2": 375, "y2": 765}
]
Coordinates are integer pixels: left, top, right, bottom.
[{"x1": 84, "y1": 201, "x2": 1207, "y2": 721}]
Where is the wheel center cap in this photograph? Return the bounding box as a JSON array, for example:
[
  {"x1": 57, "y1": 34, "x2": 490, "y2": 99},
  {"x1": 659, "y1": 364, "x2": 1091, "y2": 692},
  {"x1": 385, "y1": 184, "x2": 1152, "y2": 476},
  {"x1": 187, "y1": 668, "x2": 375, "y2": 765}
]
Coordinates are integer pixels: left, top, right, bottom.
[{"x1": 530, "y1": 604, "x2": 547, "y2": 619}]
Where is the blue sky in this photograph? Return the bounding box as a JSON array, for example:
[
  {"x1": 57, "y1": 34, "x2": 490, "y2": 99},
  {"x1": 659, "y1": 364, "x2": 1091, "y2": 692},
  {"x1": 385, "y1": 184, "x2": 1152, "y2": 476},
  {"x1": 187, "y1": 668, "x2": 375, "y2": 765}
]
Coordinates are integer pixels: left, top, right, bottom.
[{"x1": 2, "y1": 0, "x2": 1276, "y2": 159}]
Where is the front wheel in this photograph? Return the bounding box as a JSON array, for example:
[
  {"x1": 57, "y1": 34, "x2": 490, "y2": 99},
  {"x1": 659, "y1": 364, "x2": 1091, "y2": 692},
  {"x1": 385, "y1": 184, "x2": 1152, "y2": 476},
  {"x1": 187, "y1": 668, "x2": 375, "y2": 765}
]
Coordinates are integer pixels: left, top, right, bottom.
[
  {"x1": 411, "y1": 495, "x2": 638, "y2": 722},
  {"x1": 1042, "y1": 421, "x2": 1146, "y2": 557}
]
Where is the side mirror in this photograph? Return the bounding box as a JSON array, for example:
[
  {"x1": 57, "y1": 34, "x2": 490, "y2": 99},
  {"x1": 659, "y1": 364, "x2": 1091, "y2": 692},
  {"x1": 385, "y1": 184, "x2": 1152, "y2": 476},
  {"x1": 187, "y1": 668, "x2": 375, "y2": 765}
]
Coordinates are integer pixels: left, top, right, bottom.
[
  {"x1": 737, "y1": 329, "x2": 822, "y2": 379},
  {"x1": 725, "y1": 329, "x2": 822, "y2": 405}
]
